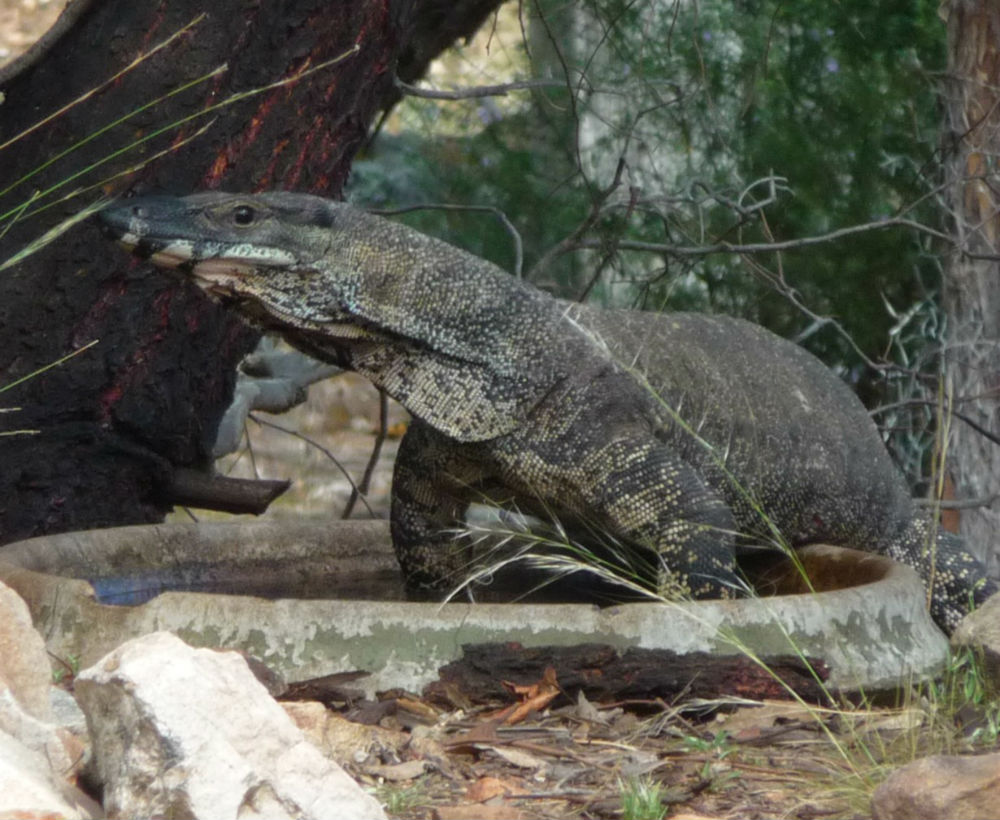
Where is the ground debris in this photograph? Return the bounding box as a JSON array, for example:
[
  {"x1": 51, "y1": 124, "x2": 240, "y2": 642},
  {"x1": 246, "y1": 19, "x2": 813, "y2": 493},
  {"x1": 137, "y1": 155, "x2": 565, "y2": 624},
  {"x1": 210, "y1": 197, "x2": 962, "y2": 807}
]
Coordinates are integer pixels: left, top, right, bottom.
[{"x1": 270, "y1": 645, "x2": 997, "y2": 819}]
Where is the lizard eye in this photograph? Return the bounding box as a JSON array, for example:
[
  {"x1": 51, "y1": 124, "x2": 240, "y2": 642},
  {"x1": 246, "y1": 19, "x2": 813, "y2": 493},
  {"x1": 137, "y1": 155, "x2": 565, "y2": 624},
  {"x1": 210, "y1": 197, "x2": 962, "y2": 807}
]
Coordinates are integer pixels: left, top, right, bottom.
[{"x1": 232, "y1": 205, "x2": 256, "y2": 226}]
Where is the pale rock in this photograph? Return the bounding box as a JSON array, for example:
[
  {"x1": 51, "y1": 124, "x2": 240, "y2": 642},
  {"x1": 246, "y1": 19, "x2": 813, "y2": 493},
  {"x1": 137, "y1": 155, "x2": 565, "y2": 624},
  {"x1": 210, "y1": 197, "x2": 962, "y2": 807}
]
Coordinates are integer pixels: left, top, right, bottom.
[
  {"x1": 0, "y1": 726, "x2": 101, "y2": 819},
  {"x1": 951, "y1": 590, "x2": 1000, "y2": 685},
  {"x1": 75, "y1": 631, "x2": 386, "y2": 820},
  {"x1": 871, "y1": 751, "x2": 1000, "y2": 820},
  {"x1": 0, "y1": 686, "x2": 76, "y2": 776},
  {"x1": 0, "y1": 580, "x2": 83, "y2": 778},
  {"x1": 0, "y1": 579, "x2": 53, "y2": 720},
  {"x1": 51, "y1": 685, "x2": 89, "y2": 739}
]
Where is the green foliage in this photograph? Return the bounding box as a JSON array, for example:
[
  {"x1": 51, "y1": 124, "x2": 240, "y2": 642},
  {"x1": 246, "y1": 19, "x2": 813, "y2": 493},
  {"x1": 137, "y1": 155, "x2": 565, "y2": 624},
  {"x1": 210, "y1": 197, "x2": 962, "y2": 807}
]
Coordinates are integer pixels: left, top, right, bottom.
[
  {"x1": 924, "y1": 648, "x2": 1000, "y2": 748},
  {"x1": 682, "y1": 729, "x2": 738, "y2": 781},
  {"x1": 51, "y1": 653, "x2": 80, "y2": 685},
  {"x1": 724, "y1": 0, "x2": 945, "y2": 368},
  {"x1": 375, "y1": 781, "x2": 430, "y2": 815},
  {"x1": 619, "y1": 776, "x2": 667, "y2": 820},
  {"x1": 353, "y1": 0, "x2": 947, "y2": 392}
]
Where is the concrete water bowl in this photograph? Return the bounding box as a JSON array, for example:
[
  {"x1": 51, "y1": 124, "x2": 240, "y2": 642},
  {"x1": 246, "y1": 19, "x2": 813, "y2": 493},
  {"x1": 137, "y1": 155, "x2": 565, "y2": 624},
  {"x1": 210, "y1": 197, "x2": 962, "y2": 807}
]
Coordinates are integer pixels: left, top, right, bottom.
[{"x1": 0, "y1": 520, "x2": 948, "y2": 695}]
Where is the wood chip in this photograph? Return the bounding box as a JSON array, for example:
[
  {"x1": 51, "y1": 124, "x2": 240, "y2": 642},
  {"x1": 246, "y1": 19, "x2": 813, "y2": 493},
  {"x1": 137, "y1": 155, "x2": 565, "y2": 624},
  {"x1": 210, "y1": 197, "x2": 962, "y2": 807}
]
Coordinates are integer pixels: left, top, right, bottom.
[
  {"x1": 488, "y1": 745, "x2": 548, "y2": 771},
  {"x1": 364, "y1": 759, "x2": 428, "y2": 781}
]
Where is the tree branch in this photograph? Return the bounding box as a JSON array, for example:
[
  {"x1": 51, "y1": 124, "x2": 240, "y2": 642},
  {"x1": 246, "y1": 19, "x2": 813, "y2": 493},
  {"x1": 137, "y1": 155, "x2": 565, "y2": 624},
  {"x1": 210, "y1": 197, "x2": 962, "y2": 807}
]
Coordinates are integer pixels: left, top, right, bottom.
[
  {"x1": 373, "y1": 202, "x2": 524, "y2": 276},
  {"x1": 248, "y1": 414, "x2": 376, "y2": 517},
  {"x1": 341, "y1": 390, "x2": 389, "y2": 520},
  {"x1": 394, "y1": 77, "x2": 567, "y2": 100},
  {"x1": 916, "y1": 493, "x2": 1000, "y2": 511},
  {"x1": 567, "y1": 216, "x2": 952, "y2": 258},
  {"x1": 164, "y1": 468, "x2": 290, "y2": 515}
]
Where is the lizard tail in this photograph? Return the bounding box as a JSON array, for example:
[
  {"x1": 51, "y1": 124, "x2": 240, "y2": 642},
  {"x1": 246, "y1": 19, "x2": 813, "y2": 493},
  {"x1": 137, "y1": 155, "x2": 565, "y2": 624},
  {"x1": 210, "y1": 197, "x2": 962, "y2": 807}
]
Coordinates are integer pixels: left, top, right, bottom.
[{"x1": 882, "y1": 515, "x2": 996, "y2": 633}]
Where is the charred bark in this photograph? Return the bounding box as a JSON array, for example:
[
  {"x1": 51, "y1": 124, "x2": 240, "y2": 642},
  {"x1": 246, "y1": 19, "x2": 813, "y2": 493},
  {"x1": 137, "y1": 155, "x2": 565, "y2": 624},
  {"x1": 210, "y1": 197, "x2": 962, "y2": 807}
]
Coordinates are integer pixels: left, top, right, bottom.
[
  {"x1": 426, "y1": 643, "x2": 832, "y2": 707},
  {"x1": 0, "y1": 0, "x2": 499, "y2": 544}
]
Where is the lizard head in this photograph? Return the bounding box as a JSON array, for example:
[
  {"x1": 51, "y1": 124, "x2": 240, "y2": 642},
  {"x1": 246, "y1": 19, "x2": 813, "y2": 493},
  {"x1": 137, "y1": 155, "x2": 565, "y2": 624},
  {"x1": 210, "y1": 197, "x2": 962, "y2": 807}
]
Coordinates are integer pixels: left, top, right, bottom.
[
  {"x1": 98, "y1": 191, "x2": 372, "y2": 335},
  {"x1": 99, "y1": 191, "x2": 536, "y2": 355},
  {"x1": 100, "y1": 190, "x2": 568, "y2": 441}
]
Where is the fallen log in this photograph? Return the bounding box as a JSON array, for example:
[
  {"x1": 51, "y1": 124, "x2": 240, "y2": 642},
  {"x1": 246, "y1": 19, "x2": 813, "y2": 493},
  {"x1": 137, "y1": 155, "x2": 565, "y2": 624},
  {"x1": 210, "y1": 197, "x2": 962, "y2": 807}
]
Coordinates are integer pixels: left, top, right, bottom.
[{"x1": 426, "y1": 642, "x2": 831, "y2": 707}]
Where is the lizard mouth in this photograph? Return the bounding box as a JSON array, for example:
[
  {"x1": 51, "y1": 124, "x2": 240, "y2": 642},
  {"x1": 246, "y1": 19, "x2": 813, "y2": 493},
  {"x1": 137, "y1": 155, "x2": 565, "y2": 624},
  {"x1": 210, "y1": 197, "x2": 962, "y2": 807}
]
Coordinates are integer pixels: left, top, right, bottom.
[{"x1": 106, "y1": 229, "x2": 293, "y2": 298}]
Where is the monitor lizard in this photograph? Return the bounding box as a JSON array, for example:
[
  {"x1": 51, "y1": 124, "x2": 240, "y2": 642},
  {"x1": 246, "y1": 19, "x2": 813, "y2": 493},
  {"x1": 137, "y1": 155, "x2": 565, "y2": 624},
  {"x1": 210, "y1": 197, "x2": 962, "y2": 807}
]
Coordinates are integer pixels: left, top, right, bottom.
[{"x1": 98, "y1": 191, "x2": 997, "y2": 632}]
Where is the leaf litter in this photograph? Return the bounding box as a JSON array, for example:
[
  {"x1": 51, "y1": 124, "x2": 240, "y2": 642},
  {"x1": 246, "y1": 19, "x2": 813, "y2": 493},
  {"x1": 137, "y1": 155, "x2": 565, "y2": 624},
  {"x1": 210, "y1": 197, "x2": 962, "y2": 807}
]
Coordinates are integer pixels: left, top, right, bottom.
[{"x1": 277, "y1": 660, "x2": 939, "y2": 820}]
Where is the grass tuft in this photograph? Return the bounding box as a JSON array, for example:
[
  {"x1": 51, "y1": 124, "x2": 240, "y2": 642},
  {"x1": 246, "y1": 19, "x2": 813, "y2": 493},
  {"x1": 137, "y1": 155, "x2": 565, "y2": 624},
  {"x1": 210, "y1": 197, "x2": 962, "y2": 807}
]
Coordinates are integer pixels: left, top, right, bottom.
[{"x1": 619, "y1": 776, "x2": 667, "y2": 820}]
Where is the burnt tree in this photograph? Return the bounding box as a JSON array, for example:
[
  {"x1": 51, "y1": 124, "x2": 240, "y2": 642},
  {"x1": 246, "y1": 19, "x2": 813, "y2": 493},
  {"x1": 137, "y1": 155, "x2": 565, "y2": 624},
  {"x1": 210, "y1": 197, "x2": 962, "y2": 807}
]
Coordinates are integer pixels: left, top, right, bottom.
[{"x1": 0, "y1": 0, "x2": 500, "y2": 545}]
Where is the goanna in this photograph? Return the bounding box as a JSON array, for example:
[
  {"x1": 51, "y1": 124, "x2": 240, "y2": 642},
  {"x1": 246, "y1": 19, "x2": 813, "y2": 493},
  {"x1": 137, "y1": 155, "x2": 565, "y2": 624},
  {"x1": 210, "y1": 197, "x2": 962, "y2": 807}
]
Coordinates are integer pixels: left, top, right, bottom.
[{"x1": 99, "y1": 192, "x2": 997, "y2": 632}]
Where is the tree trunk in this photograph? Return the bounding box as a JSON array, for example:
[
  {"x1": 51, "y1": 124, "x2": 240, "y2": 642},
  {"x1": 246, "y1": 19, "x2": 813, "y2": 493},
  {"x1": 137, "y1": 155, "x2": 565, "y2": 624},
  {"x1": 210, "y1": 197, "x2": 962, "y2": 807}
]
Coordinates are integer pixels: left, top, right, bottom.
[
  {"x1": 0, "y1": 0, "x2": 500, "y2": 545},
  {"x1": 941, "y1": 0, "x2": 1000, "y2": 578}
]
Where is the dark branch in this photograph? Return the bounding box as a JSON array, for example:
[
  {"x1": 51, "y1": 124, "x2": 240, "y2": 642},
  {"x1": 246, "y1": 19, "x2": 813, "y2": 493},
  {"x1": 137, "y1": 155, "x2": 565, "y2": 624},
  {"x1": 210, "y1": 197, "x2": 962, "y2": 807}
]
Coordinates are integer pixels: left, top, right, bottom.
[{"x1": 163, "y1": 468, "x2": 290, "y2": 515}]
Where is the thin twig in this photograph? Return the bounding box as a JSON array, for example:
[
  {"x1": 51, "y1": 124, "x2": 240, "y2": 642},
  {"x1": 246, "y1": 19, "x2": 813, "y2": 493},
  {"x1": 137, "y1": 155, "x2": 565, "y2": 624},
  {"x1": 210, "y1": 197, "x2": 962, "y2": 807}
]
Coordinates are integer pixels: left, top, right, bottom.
[
  {"x1": 568, "y1": 217, "x2": 951, "y2": 258},
  {"x1": 373, "y1": 203, "x2": 524, "y2": 276},
  {"x1": 528, "y1": 154, "x2": 629, "y2": 282},
  {"x1": 916, "y1": 493, "x2": 1000, "y2": 510},
  {"x1": 576, "y1": 184, "x2": 641, "y2": 301},
  {"x1": 870, "y1": 397, "x2": 1000, "y2": 447},
  {"x1": 342, "y1": 390, "x2": 389, "y2": 519},
  {"x1": 248, "y1": 414, "x2": 376, "y2": 517}
]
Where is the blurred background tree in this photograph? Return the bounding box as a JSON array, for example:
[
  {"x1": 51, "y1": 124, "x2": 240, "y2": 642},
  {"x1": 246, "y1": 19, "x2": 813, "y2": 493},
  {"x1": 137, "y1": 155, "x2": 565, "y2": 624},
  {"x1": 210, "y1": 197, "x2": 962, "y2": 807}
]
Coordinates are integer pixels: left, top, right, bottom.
[{"x1": 355, "y1": 0, "x2": 944, "y2": 365}]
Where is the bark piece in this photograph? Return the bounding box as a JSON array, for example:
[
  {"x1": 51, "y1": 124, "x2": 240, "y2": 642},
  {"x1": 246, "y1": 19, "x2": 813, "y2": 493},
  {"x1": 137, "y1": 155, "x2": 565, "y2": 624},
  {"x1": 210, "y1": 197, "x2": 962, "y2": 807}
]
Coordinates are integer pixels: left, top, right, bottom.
[{"x1": 427, "y1": 643, "x2": 830, "y2": 706}]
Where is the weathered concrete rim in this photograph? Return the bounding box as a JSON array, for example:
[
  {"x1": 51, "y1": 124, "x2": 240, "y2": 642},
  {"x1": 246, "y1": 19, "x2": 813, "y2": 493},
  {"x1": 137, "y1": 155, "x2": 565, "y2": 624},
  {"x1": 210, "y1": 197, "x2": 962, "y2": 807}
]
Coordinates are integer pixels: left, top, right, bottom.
[{"x1": 0, "y1": 520, "x2": 950, "y2": 695}]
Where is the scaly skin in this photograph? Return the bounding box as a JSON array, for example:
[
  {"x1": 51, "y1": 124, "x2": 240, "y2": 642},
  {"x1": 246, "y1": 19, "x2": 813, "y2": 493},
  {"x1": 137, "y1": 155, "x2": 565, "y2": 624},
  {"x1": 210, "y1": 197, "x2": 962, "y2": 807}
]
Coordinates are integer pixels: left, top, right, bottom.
[{"x1": 99, "y1": 191, "x2": 997, "y2": 632}]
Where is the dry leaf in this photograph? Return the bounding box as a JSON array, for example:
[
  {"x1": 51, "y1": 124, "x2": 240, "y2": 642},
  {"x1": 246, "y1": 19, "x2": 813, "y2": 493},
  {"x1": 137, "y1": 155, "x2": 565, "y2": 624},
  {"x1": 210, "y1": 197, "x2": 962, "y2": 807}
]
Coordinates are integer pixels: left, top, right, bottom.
[
  {"x1": 396, "y1": 694, "x2": 441, "y2": 721},
  {"x1": 443, "y1": 719, "x2": 502, "y2": 748},
  {"x1": 574, "y1": 689, "x2": 607, "y2": 724},
  {"x1": 488, "y1": 745, "x2": 547, "y2": 770},
  {"x1": 495, "y1": 666, "x2": 560, "y2": 725},
  {"x1": 466, "y1": 775, "x2": 528, "y2": 802},
  {"x1": 364, "y1": 759, "x2": 429, "y2": 781}
]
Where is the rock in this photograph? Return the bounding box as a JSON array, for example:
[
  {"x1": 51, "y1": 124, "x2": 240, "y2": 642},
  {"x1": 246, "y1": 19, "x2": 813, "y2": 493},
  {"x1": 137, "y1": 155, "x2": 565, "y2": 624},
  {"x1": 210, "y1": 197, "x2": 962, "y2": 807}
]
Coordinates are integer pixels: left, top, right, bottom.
[
  {"x1": 871, "y1": 752, "x2": 1000, "y2": 819},
  {"x1": 0, "y1": 580, "x2": 84, "y2": 780},
  {"x1": 75, "y1": 631, "x2": 386, "y2": 820},
  {"x1": 951, "y1": 591, "x2": 1000, "y2": 685},
  {"x1": 0, "y1": 580, "x2": 53, "y2": 721},
  {"x1": 50, "y1": 685, "x2": 89, "y2": 739},
  {"x1": 0, "y1": 727, "x2": 101, "y2": 819},
  {"x1": 0, "y1": 685, "x2": 78, "y2": 778}
]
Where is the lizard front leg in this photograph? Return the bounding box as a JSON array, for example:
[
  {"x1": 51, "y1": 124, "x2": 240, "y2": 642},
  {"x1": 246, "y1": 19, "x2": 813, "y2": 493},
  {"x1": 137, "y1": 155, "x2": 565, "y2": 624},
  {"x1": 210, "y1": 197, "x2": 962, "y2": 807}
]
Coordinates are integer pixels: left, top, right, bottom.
[
  {"x1": 390, "y1": 419, "x2": 484, "y2": 591},
  {"x1": 493, "y1": 430, "x2": 741, "y2": 600}
]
